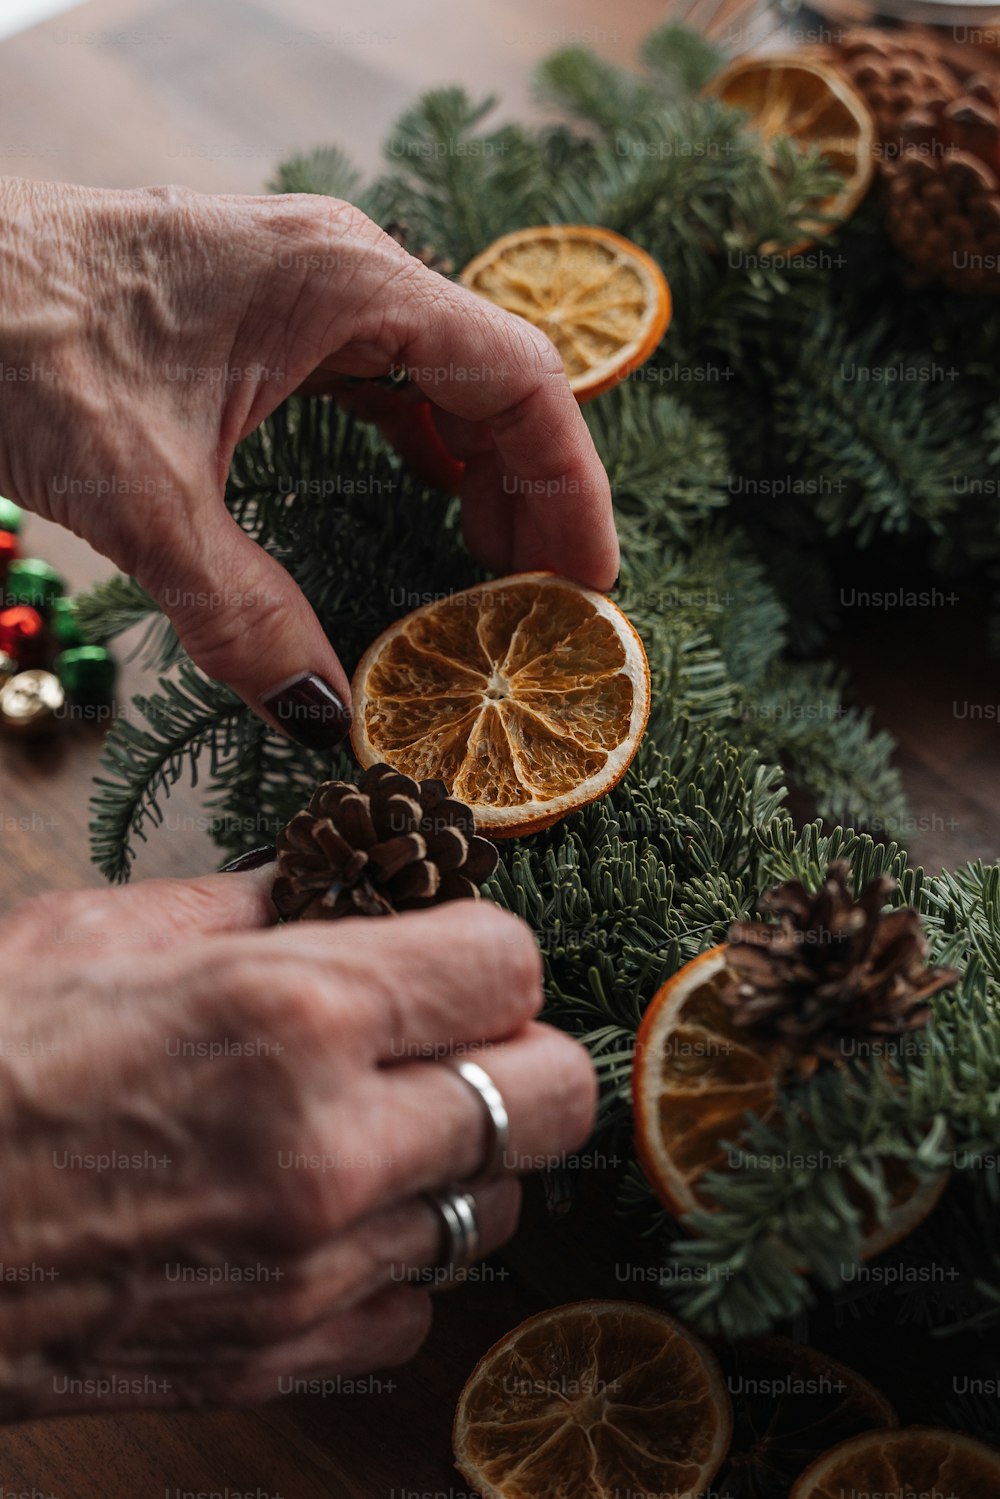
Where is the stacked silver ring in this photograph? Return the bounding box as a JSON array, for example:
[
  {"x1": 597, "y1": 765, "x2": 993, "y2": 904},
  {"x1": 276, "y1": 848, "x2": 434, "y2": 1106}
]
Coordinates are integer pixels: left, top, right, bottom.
[
  {"x1": 446, "y1": 1059, "x2": 511, "y2": 1186},
  {"x1": 423, "y1": 1058, "x2": 512, "y2": 1286}
]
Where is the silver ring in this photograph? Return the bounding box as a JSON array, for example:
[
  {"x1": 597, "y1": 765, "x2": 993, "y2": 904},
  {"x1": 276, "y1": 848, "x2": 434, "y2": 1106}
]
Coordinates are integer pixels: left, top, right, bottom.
[
  {"x1": 424, "y1": 1188, "x2": 480, "y2": 1286},
  {"x1": 446, "y1": 1059, "x2": 511, "y2": 1185}
]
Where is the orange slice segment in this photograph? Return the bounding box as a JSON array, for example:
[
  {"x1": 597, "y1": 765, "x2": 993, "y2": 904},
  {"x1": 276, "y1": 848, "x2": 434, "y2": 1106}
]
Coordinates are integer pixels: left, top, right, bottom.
[
  {"x1": 350, "y1": 573, "x2": 650, "y2": 837},
  {"x1": 459, "y1": 226, "x2": 672, "y2": 401},
  {"x1": 453, "y1": 1300, "x2": 733, "y2": 1499},
  {"x1": 632, "y1": 946, "x2": 947, "y2": 1260},
  {"x1": 709, "y1": 55, "x2": 875, "y2": 252},
  {"x1": 791, "y1": 1427, "x2": 1000, "y2": 1499}
]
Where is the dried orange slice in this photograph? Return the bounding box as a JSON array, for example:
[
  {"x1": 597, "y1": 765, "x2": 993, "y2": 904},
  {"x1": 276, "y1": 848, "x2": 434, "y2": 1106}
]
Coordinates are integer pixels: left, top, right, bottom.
[
  {"x1": 453, "y1": 1300, "x2": 733, "y2": 1499},
  {"x1": 709, "y1": 55, "x2": 875, "y2": 252},
  {"x1": 632, "y1": 946, "x2": 947, "y2": 1259},
  {"x1": 459, "y1": 226, "x2": 671, "y2": 401},
  {"x1": 633, "y1": 946, "x2": 785, "y2": 1223},
  {"x1": 720, "y1": 1337, "x2": 897, "y2": 1498},
  {"x1": 791, "y1": 1427, "x2": 1000, "y2": 1498},
  {"x1": 350, "y1": 572, "x2": 650, "y2": 838}
]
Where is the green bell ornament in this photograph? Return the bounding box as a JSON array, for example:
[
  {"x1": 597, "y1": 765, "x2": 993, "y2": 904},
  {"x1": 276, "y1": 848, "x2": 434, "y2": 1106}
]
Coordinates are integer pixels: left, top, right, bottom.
[
  {"x1": 49, "y1": 596, "x2": 86, "y2": 649},
  {"x1": 0, "y1": 497, "x2": 22, "y2": 534},
  {"x1": 54, "y1": 645, "x2": 117, "y2": 707},
  {"x1": 2, "y1": 558, "x2": 65, "y2": 612}
]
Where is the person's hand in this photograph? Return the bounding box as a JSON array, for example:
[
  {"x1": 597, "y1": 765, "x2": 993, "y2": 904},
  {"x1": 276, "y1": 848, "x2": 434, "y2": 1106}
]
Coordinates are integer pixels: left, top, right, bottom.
[
  {"x1": 0, "y1": 869, "x2": 595, "y2": 1418},
  {"x1": 0, "y1": 178, "x2": 618, "y2": 747}
]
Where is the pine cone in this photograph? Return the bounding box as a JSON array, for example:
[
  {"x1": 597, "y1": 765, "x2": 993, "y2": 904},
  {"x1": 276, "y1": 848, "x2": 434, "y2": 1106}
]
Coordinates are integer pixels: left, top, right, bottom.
[
  {"x1": 721, "y1": 861, "x2": 959, "y2": 1061},
  {"x1": 886, "y1": 145, "x2": 1000, "y2": 293},
  {"x1": 828, "y1": 28, "x2": 1000, "y2": 292},
  {"x1": 833, "y1": 29, "x2": 963, "y2": 146},
  {"x1": 271, "y1": 764, "x2": 498, "y2": 921}
]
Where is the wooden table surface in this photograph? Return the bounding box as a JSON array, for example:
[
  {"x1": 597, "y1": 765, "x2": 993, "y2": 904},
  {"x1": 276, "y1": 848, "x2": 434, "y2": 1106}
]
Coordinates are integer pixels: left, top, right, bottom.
[{"x1": 2, "y1": 2, "x2": 1000, "y2": 1495}]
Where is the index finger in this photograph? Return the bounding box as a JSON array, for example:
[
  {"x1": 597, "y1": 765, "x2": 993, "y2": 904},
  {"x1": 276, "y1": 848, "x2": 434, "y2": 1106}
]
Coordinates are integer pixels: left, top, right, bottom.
[{"x1": 358, "y1": 269, "x2": 619, "y2": 590}]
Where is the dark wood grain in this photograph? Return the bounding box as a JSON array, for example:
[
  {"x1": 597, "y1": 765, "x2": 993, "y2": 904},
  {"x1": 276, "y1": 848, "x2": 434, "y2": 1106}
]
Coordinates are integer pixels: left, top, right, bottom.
[{"x1": 833, "y1": 601, "x2": 1000, "y2": 873}]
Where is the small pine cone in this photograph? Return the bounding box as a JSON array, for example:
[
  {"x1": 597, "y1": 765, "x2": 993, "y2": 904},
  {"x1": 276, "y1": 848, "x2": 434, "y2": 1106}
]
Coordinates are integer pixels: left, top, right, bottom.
[
  {"x1": 721, "y1": 861, "x2": 959, "y2": 1062},
  {"x1": 272, "y1": 764, "x2": 498, "y2": 921}
]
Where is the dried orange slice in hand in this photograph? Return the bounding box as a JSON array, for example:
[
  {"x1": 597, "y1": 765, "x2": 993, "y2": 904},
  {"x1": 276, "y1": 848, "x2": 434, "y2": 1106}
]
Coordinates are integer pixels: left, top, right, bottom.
[
  {"x1": 632, "y1": 946, "x2": 946, "y2": 1259},
  {"x1": 350, "y1": 573, "x2": 650, "y2": 838},
  {"x1": 791, "y1": 1427, "x2": 1000, "y2": 1499},
  {"x1": 709, "y1": 55, "x2": 875, "y2": 251},
  {"x1": 453, "y1": 1300, "x2": 733, "y2": 1499},
  {"x1": 459, "y1": 226, "x2": 671, "y2": 401}
]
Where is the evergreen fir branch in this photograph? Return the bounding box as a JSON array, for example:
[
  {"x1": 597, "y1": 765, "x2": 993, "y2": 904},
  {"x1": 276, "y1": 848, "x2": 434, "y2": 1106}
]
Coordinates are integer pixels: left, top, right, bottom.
[
  {"x1": 985, "y1": 399, "x2": 1000, "y2": 463},
  {"x1": 665, "y1": 1072, "x2": 951, "y2": 1335},
  {"x1": 204, "y1": 716, "x2": 356, "y2": 862},
  {"x1": 89, "y1": 664, "x2": 244, "y2": 883},
  {"x1": 492, "y1": 727, "x2": 787, "y2": 1071},
  {"x1": 919, "y1": 863, "x2": 1000, "y2": 977},
  {"x1": 584, "y1": 386, "x2": 731, "y2": 545},
  {"x1": 721, "y1": 136, "x2": 847, "y2": 254},
  {"x1": 640, "y1": 22, "x2": 725, "y2": 94},
  {"x1": 619, "y1": 526, "x2": 788, "y2": 691},
  {"x1": 377, "y1": 90, "x2": 550, "y2": 265},
  {"x1": 752, "y1": 821, "x2": 912, "y2": 902},
  {"x1": 585, "y1": 1025, "x2": 638, "y2": 1133},
  {"x1": 732, "y1": 662, "x2": 908, "y2": 834},
  {"x1": 535, "y1": 47, "x2": 656, "y2": 136},
  {"x1": 533, "y1": 41, "x2": 839, "y2": 301},
  {"x1": 772, "y1": 317, "x2": 980, "y2": 543},
  {"x1": 72, "y1": 573, "x2": 183, "y2": 670},
  {"x1": 618, "y1": 1159, "x2": 672, "y2": 1239},
  {"x1": 73, "y1": 574, "x2": 156, "y2": 642},
  {"x1": 650, "y1": 628, "x2": 735, "y2": 732},
  {"x1": 947, "y1": 1388, "x2": 1000, "y2": 1445},
  {"x1": 267, "y1": 145, "x2": 364, "y2": 202},
  {"x1": 669, "y1": 1223, "x2": 815, "y2": 1336}
]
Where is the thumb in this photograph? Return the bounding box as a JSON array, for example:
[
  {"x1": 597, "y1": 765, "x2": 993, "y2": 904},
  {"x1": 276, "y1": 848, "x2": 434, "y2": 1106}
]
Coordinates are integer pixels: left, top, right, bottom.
[{"x1": 138, "y1": 507, "x2": 352, "y2": 749}]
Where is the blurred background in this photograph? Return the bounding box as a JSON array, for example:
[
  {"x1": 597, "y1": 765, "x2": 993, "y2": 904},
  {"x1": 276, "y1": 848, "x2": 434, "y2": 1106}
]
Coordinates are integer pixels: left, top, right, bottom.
[{"x1": 2, "y1": 0, "x2": 672, "y2": 188}]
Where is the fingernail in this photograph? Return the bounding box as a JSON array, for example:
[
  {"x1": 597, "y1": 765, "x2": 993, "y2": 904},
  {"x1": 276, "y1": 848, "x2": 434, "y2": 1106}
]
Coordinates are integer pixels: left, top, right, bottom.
[
  {"x1": 220, "y1": 845, "x2": 277, "y2": 873},
  {"x1": 260, "y1": 672, "x2": 352, "y2": 748}
]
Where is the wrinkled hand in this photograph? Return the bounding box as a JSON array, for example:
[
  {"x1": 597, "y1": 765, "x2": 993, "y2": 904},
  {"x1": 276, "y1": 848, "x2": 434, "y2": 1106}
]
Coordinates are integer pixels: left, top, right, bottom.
[
  {"x1": 0, "y1": 178, "x2": 618, "y2": 743},
  {"x1": 0, "y1": 870, "x2": 595, "y2": 1417}
]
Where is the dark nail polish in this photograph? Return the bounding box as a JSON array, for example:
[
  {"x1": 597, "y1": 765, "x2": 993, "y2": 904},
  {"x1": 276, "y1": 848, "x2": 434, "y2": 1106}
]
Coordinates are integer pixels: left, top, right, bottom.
[
  {"x1": 260, "y1": 672, "x2": 352, "y2": 748},
  {"x1": 220, "y1": 845, "x2": 277, "y2": 873}
]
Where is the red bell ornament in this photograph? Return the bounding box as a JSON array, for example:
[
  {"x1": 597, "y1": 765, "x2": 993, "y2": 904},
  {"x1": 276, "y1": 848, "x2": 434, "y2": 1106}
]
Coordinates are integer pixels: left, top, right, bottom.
[
  {"x1": 0, "y1": 605, "x2": 45, "y2": 664},
  {"x1": 0, "y1": 531, "x2": 17, "y2": 576}
]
